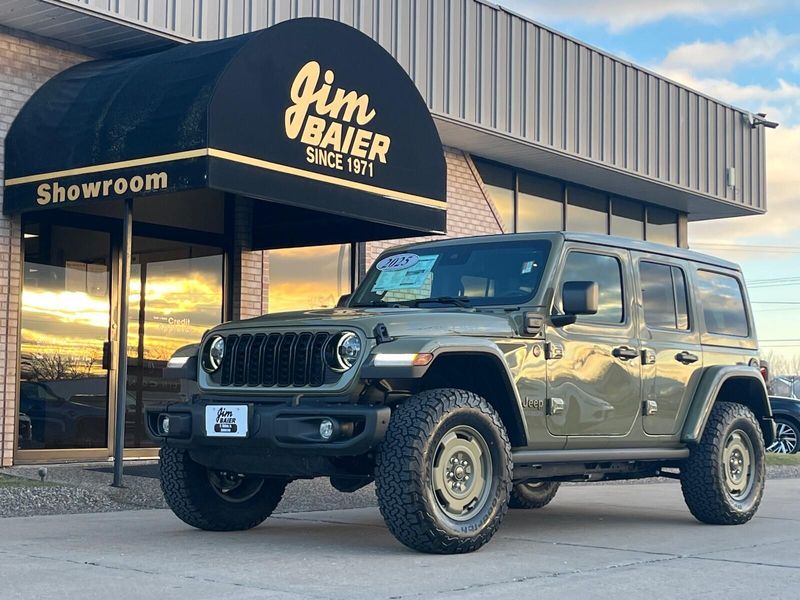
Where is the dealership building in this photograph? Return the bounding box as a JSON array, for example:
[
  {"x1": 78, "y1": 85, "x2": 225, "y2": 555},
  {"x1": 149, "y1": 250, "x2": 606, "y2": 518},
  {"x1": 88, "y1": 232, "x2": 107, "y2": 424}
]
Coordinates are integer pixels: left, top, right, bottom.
[{"x1": 0, "y1": 0, "x2": 771, "y2": 466}]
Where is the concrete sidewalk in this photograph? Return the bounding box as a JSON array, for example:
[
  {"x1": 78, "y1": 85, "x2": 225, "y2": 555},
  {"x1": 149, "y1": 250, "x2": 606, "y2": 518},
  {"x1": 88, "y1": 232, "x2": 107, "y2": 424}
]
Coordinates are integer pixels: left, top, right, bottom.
[{"x1": 2, "y1": 479, "x2": 799, "y2": 599}]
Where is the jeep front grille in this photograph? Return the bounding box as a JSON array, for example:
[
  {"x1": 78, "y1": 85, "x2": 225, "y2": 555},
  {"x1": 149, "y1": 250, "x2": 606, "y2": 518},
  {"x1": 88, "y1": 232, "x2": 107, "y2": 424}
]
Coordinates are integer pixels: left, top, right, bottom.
[{"x1": 218, "y1": 332, "x2": 332, "y2": 387}]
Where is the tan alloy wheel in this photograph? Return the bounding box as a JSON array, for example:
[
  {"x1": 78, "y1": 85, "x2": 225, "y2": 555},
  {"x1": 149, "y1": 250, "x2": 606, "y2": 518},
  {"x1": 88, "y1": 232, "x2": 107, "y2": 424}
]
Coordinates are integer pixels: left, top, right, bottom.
[
  {"x1": 431, "y1": 425, "x2": 493, "y2": 521},
  {"x1": 723, "y1": 430, "x2": 755, "y2": 501}
]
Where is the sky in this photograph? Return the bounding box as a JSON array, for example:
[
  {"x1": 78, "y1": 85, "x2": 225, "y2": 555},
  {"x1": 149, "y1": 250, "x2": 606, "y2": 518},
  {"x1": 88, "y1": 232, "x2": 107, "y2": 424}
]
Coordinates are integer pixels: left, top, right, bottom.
[{"x1": 503, "y1": 0, "x2": 800, "y2": 370}]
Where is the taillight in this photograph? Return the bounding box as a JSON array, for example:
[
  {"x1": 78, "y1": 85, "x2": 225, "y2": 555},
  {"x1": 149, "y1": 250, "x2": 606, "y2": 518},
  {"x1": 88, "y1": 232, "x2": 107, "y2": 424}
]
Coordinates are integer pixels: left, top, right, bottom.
[{"x1": 760, "y1": 366, "x2": 769, "y2": 381}]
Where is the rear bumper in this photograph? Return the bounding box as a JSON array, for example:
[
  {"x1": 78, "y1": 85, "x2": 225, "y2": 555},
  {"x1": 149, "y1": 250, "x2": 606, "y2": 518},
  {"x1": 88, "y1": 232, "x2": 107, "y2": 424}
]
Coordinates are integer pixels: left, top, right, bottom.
[{"x1": 145, "y1": 398, "x2": 390, "y2": 456}]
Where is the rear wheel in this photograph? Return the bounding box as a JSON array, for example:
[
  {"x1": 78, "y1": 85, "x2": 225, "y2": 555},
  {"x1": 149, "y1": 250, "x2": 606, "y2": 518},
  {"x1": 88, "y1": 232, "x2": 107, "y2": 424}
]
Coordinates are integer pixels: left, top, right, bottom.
[
  {"x1": 509, "y1": 481, "x2": 560, "y2": 509},
  {"x1": 375, "y1": 388, "x2": 512, "y2": 554},
  {"x1": 680, "y1": 402, "x2": 765, "y2": 525},
  {"x1": 160, "y1": 447, "x2": 288, "y2": 531}
]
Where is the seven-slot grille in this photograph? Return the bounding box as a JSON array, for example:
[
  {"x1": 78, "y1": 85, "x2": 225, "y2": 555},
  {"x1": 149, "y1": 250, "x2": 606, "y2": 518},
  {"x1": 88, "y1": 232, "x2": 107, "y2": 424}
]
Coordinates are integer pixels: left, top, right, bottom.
[{"x1": 217, "y1": 332, "x2": 334, "y2": 387}]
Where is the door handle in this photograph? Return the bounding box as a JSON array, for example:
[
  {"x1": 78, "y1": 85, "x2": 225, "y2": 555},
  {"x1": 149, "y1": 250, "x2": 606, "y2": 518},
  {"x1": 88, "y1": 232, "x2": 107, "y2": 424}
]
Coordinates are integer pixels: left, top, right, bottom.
[
  {"x1": 102, "y1": 341, "x2": 112, "y2": 370},
  {"x1": 675, "y1": 351, "x2": 699, "y2": 365},
  {"x1": 612, "y1": 346, "x2": 639, "y2": 361}
]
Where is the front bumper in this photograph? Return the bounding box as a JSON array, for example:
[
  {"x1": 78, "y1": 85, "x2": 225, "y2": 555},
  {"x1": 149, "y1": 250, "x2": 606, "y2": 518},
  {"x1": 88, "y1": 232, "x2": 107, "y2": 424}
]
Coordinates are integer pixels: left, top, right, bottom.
[{"x1": 145, "y1": 398, "x2": 390, "y2": 456}]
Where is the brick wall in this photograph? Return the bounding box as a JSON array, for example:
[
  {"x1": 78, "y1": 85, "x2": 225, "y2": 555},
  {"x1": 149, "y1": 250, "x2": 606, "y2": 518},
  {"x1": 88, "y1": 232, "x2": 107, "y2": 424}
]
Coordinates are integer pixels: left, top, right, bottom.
[
  {"x1": 0, "y1": 29, "x2": 89, "y2": 467},
  {"x1": 229, "y1": 197, "x2": 273, "y2": 319},
  {"x1": 365, "y1": 146, "x2": 505, "y2": 266}
]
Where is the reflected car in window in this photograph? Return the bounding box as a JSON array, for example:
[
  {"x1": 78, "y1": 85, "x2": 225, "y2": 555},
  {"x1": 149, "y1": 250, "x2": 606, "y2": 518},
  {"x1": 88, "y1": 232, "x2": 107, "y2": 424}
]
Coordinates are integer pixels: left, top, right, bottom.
[
  {"x1": 768, "y1": 396, "x2": 800, "y2": 454},
  {"x1": 19, "y1": 381, "x2": 107, "y2": 449}
]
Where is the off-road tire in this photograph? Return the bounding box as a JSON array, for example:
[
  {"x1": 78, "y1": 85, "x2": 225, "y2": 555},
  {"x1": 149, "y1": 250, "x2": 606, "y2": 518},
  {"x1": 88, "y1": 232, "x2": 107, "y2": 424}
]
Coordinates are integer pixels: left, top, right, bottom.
[
  {"x1": 374, "y1": 388, "x2": 513, "y2": 554},
  {"x1": 160, "y1": 447, "x2": 288, "y2": 531},
  {"x1": 509, "y1": 482, "x2": 560, "y2": 509},
  {"x1": 680, "y1": 401, "x2": 766, "y2": 525}
]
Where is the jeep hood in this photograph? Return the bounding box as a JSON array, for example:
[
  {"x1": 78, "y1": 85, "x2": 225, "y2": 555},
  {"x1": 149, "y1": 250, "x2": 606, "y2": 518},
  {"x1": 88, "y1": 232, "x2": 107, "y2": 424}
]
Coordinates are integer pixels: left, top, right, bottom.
[{"x1": 212, "y1": 307, "x2": 517, "y2": 338}]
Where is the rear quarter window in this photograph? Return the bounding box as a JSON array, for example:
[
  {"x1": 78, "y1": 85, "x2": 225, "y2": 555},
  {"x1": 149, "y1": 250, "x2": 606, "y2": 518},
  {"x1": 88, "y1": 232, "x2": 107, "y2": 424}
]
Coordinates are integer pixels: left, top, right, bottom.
[{"x1": 695, "y1": 270, "x2": 749, "y2": 337}]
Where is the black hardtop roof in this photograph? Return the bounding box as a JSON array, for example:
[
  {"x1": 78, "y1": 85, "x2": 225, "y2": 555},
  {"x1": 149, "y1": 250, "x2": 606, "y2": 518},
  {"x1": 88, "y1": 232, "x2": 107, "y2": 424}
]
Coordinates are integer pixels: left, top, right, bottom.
[{"x1": 387, "y1": 231, "x2": 740, "y2": 272}]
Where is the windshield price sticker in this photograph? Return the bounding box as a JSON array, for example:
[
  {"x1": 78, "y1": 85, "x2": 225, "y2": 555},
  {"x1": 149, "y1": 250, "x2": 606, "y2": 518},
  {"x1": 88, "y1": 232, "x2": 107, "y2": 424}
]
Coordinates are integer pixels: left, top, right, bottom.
[
  {"x1": 376, "y1": 253, "x2": 420, "y2": 272},
  {"x1": 373, "y1": 254, "x2": 438, "y2": 291}
]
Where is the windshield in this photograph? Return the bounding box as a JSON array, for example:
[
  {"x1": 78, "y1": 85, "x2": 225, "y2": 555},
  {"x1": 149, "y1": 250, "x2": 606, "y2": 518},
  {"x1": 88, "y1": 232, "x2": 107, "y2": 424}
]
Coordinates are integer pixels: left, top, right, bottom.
[{"x1": 351, "y1": 239, "x2": 552, "y2": 308}]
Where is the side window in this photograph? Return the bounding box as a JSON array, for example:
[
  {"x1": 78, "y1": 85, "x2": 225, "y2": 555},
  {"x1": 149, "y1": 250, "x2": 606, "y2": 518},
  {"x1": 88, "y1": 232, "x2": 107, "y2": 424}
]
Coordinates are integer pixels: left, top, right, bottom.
[
  {"x1": 639, "y1": 261, "x2": 690, "y2": 330},
  {"x1": 673, "y1": 268, "x2": 689, "y2": 330},
  {"x1": 561, "y1": 251, "x2": 624, "y2": 324},
  {"x1": 696, "y1": 270, "x2": 748, "y2": 337}
]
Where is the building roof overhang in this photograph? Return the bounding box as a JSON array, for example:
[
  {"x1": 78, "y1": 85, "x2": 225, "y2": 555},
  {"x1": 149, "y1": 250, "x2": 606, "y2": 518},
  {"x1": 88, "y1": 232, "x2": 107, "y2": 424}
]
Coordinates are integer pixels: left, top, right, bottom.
[{"x1": 434, "y1": 115, "x2": 763, "y2": 222}]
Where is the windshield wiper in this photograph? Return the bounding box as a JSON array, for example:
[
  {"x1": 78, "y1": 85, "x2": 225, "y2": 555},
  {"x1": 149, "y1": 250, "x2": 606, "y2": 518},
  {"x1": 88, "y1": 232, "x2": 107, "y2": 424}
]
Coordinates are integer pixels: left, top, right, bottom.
[{"x1": 410, "y1": 296, "x2": 471, "y2": 308}]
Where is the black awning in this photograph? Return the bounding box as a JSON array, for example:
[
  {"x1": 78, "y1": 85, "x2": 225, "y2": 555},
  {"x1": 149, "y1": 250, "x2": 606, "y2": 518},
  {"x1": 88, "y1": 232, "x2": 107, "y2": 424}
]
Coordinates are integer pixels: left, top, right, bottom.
[{"x1": 4, "y1": 18, "x2": 446, "y2": 241}]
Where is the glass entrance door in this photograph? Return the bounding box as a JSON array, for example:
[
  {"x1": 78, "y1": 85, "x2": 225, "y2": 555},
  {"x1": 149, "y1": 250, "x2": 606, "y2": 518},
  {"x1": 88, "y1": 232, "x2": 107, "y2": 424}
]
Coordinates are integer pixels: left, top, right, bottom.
[
  {"x1": 19, "y1": 224, "x2": 112, "y2": 455},
  {"x1": 124, "y1": 237, "x2": 224, "y2": 450}
]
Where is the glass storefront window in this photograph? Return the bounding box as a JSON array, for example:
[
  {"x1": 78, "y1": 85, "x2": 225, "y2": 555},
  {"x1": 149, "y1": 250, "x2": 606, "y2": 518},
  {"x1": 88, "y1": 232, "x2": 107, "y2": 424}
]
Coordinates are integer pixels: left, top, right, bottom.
[
  {"x1": 567, "y1": 187, "x2": 608, "y2": 234},
  {"x1": 473, "y1": 159, "x2": 515, "y2": 231},
  {"x1": 517, "y1": 173, "x2": 563, "y2": 232},
  {"x1": 610, "y1": 197, "x2": 644, "y2": 240},
  {"x1": 126, "y1": 240, "x2": 224, "y2": 448},
  {"x1": 472, "y1": 154, "x2": 687, "y2": 246},
  {"x1": 19, "y1": 222, "x2": 226, "y2": 453},
  {"x1": 647, "y1": 207, "x2": 679, "y2": 246},
  {"x1": 19, "y1": 224, "x2": 111, "y2": 450},
  {"x1": 268, "y1": 244, "x2": 351, "y2": 313}
]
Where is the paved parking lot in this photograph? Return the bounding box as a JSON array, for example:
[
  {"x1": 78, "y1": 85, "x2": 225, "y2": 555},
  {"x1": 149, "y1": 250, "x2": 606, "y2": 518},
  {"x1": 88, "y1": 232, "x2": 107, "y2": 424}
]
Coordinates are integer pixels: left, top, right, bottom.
[{"x1": 2, "y1": 478, "x2": 799, "y2": 599}]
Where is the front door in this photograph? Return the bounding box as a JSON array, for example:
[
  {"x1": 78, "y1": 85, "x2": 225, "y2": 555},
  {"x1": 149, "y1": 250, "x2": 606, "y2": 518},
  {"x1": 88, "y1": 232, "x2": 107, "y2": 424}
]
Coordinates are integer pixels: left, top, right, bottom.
[
  {"x1": 18, "y1": 224, "x2": 113, "y2": 457},
  {"x1": 123, "y1": 237, "x2": 224, "y2": 451},
  {"x1": 545, "y1": 246, "x2": 642, "y2": 440}
]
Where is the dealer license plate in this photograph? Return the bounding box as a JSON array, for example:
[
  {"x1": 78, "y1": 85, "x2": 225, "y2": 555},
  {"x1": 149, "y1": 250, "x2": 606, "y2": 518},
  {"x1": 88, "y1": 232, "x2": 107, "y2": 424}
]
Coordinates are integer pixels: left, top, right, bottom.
[{"x1": 205, "y1": 405, "x2": 248, "y2": 437}]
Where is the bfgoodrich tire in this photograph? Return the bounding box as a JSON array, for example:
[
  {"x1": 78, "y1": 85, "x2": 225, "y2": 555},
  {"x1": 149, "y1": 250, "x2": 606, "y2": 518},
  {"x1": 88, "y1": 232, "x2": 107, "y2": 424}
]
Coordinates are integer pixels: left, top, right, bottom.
[
  {"x1": 160, "y1": 447, "x2": 288, "y2": 531},
  {"x1": 509, "y1": 482, "x2": 560, "y2": 509},
  {"x1": 374, "y1": 388, "x2": 513, "y2": 554},
  {"x1": 680, "y1": 401, "x2": 766, "y2": 525}
]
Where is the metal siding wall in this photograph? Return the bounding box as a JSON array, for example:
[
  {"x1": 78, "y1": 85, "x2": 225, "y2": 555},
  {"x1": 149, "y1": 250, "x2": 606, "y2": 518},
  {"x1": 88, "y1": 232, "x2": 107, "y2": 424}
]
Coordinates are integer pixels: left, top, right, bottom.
[{"x1": 52, "y1": 0, "x2": 765, "y2": 210}]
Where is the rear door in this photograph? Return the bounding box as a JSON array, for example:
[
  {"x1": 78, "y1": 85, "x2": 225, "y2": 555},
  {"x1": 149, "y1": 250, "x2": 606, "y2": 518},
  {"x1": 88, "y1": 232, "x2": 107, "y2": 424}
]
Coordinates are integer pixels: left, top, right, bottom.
[{"x1": 634, "y1": 254, "x2": 704, "y2": 435}]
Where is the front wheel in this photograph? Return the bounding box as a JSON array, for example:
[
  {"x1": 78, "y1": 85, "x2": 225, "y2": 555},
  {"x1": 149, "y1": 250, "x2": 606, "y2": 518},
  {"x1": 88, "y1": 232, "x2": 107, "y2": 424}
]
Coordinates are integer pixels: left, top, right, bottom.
[
  {"x1": 375, "y1": 388, "x2": 513, "y2": 554},
  {"x1": 160, "y1": 447, "x2": 288, "y2": 531},
  {"x1": 680, "y1": 402, "x2": 765, "y2": 525}
]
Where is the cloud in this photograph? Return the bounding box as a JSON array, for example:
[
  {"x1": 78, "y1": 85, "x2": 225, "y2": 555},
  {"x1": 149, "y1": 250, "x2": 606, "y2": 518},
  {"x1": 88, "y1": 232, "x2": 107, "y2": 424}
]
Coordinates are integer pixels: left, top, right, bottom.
[
  {"x1": 660, "y1": 30, "x2": 800, "y2": 74},
  {"x1": 499, "y1": 0, "x2": 781, "y2": 32}
]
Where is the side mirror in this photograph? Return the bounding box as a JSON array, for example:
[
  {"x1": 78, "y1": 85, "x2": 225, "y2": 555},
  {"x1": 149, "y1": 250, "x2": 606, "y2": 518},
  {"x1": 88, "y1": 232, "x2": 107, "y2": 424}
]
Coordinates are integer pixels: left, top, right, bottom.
[
  {"x1": 336, "y1": 294, "x2": 351, "y2": 308},
  {"x1": 563, "y1": 281, "x2": 599, "y2": 315},
  {"x1": 552, "y1": 281, "x2": 599, "y2": 327}
]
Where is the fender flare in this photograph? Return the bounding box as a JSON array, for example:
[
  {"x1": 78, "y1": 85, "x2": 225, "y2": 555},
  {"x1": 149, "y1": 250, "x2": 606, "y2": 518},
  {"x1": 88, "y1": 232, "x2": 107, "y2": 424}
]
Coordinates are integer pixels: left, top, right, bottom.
[
  {"x1": 360, "y1": 336, "x2": 530, "y2": 445},
  {"x1": 682, "y1": 365, "x2": 774, "y2": 446}
]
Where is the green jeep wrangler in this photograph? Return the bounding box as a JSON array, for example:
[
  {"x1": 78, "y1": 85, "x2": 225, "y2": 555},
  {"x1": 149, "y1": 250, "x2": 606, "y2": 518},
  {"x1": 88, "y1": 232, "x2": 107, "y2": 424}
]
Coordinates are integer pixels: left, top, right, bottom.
[{"x1": 148, "y1": 232, "x2": 774, "y2": 554}]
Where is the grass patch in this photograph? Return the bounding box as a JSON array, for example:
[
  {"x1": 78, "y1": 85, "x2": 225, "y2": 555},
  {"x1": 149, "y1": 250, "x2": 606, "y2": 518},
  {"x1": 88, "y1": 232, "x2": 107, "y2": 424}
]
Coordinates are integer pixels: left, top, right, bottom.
[
  {"x1": 0, "y1": 474, "x2": 55, "y2": 488},
  {"x1": 767, "y1": 453, "x2": 800, "y2": 466}
]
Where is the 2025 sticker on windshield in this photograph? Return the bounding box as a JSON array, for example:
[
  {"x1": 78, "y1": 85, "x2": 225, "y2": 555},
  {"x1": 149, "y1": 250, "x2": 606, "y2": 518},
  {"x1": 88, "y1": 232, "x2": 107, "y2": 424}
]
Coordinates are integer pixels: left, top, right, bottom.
[{"x1": 372, "y1": 253, "x2": 438, "y2": 292}]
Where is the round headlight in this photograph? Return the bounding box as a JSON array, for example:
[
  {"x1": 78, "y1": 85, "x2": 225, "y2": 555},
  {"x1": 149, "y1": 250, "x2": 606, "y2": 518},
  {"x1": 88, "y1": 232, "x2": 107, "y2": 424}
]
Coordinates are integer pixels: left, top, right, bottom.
[
  {"x1": 202, "y1": 335, "x2": 225, "y2": 373},
  {"x1": 327, "y1": 332, "x2": 362, "y2": 372}
]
